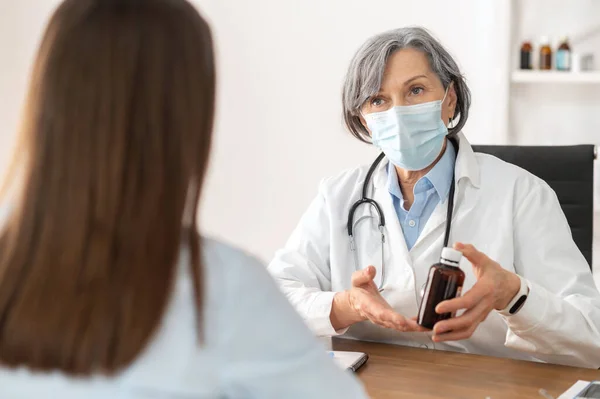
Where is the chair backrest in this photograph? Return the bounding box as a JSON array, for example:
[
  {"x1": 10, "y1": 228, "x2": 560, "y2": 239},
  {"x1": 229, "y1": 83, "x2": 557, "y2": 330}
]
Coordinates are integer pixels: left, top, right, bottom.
[{"x1": 472, "y1": 144, "x2": 595, "y2": 270}]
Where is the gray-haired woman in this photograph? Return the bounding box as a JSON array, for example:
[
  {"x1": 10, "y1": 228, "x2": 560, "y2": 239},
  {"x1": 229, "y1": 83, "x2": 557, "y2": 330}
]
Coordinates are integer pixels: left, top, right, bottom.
[{"x1": 268, "y1": 27, "x2": 600, "y2": 368}]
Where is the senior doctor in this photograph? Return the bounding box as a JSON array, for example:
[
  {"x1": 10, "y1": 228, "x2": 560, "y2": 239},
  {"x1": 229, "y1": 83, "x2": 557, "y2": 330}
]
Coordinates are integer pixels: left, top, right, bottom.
[{"x1": 268, "y1": 27, "x2": 600, "y2": 368}]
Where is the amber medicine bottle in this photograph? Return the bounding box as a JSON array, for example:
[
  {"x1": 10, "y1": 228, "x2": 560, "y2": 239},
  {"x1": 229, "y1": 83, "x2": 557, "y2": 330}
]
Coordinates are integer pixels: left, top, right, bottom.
[
  {"x1": 539, "y1": 36, "x2": 552, "y2": 70},
  {"x1": 417, "y1": 247, "x2": 465, "y2": 330}
]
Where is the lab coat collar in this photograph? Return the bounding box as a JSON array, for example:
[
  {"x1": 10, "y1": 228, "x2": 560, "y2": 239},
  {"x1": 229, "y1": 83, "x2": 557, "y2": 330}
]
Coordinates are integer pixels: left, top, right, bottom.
[
  {"x1": 454, "y1": 132, "x2": 481, "y2": 189},
  {"x1": 372, "y1": 131, "x2": 481, "y2": 191}
]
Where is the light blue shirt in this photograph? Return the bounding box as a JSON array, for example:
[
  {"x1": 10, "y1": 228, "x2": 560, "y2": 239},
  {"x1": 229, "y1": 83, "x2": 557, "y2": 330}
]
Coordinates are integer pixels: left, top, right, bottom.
[
  {"x1": 0, "y1": 238, "x2": 367, "y2": 399},
  {"x1": 387, "y1": 143, "x2": 456, "y2": 250}
]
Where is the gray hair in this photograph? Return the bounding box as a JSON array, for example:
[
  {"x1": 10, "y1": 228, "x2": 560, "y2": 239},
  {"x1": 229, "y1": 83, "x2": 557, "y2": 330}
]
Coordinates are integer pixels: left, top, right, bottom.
[{"x1": 342, "y1": 26, "x2": 472, "y2": 143}]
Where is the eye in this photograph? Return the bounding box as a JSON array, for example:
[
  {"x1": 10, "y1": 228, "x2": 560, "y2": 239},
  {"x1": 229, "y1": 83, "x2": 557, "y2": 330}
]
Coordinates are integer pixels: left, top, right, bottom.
[
  {"x1": 409, "y1": 86, "x2": 424, "y2": 96},
  {"x1": 370, "y1": 97, "x2": 384, "y2": 107}
]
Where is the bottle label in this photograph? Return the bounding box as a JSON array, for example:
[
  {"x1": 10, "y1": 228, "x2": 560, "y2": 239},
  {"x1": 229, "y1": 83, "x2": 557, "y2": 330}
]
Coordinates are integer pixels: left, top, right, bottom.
[
  {"x1": 556, "y1": 50, "x2": 571, "y2": 71},
  {"x1": 455, "y1": 286, "x2": 463, "y2": 298}
]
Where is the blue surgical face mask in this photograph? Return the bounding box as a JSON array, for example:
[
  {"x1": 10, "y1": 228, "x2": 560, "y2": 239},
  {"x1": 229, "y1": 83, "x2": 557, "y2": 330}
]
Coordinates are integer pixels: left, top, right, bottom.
[{"x1": 364, "y1": 89, "x2": 449, "y2": 171}]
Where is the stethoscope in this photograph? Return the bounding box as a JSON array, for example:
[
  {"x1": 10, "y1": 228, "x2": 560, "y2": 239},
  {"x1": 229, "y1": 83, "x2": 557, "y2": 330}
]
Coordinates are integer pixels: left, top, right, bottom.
[{"x1": 347, "y1": 137, "x2": 458, "y2": 291}]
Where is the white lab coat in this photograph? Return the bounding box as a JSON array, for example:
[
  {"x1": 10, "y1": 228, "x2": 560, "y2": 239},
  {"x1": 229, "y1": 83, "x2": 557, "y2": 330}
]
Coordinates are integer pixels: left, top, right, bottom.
[{"x1": 268, "y1": 133, "x2": 600, "y2": 369}]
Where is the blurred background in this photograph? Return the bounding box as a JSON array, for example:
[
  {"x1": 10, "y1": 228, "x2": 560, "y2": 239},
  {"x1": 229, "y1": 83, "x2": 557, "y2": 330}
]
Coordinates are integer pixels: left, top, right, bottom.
[{"x1": 1, "y1": 0, "x2": 599, "y2": 283}]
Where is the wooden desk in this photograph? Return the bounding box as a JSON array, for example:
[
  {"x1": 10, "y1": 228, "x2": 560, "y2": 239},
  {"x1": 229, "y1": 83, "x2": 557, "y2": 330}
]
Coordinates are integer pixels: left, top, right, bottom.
[{"x1": 332, "y1": 338, "x2": 600, "y2": 399}]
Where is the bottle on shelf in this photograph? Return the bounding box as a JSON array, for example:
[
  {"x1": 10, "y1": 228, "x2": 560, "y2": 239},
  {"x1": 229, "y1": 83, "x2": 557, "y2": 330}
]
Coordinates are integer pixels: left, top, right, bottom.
[
  {"x1": 519, "y1": 40, "x2": 533, "y2": 70},
  {"x1": 539, "y1": 36, "x2": 552, "y2": 70},
  {"x1": 555, "y1": 37, "x2": 571, "y2": 72}
]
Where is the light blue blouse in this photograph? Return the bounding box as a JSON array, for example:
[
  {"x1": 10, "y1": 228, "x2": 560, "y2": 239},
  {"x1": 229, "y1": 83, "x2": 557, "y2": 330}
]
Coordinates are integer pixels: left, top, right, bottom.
[{"x1": 0, "y1": 238, "x2": 367, "y2": 399}]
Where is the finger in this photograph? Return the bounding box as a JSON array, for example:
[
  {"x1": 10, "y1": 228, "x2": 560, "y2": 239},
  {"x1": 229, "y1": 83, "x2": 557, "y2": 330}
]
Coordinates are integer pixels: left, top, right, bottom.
[
  {"x1": 365, "y1": 306, "x2": 407, "y2": 331},
  {"x1": 375, "y1": 309, "x2": 407, "y2": 331},
  {"x1": 453, "y1": 242, "x2": 492, "y2": 268},
  {"x1": 432, "y1": 324, "x2": 478, "y2": 342},
  {"x1": 397, "y1": 316, "x2": 434, "y2": 332},
  {"x1": 405, "y1": 317, "x2": 429, "y2": 332},
  {"x1": 372, "y1": 312, "x2": 427, "y2": 332},
  {"x1": 365, "y1": 312, "x2": 396, "y2": 330},
  {"x1": 351, "y1": 266, "x2": 377, "y2": 287},
  {"x1": 380, "y1": 317, "x2": 407, "y2": 331},
  {"x1": 381, "y1": 320, "x2": 397, "y2": 330},
  {"x1": 379, "y1": 311, "x2": 428, "y2": 332},
  {"x1": 433, "y1": 299, "x2": 491, "y2": 335},
  {"x1": 436, "y1": 282, "x2": 489, "y2": 314}
]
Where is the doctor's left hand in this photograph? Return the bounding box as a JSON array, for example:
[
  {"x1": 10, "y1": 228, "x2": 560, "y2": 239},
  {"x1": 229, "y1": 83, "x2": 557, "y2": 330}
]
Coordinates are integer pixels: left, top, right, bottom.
[{"x1": 431, "y1": 243, "x2": 521, "y2": 343}]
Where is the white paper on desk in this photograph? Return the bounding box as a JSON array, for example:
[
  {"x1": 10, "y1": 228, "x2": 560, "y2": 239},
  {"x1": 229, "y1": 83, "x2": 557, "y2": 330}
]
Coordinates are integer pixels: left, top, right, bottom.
[{"x1": 558, "y1": 380, "x2": 590, "y2": 399}]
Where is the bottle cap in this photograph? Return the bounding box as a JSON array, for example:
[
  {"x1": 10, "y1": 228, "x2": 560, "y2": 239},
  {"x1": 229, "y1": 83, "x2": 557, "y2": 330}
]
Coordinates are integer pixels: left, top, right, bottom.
[
  {"x1": 539, "y1": 36, "x2": 549, "y2": 45},
  {"x1": 441, "y1": 247, "x2": 462, "y2": 264}
]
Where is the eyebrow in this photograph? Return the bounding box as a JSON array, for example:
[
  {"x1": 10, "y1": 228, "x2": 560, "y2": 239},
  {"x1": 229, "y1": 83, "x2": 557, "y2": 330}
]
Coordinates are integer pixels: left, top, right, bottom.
[
  {"x1": 371, "y1": 74, "x2": 430, "y2": 98},
  {"x1": 402, "y1": 74, "x2": 428, "y2": 86}
]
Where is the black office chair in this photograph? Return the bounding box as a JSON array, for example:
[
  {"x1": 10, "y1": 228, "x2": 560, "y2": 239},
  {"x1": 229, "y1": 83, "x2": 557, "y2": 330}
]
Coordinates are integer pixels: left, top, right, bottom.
[{"x1": 472, "y1": 145, "x2": 595, "y2": 270}]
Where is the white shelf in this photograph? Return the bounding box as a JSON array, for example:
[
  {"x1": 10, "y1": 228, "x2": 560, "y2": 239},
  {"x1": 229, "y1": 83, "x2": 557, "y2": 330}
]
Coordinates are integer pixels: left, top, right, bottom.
[{"x1": 512, "y1": 70, "x2": 600, "y2": 84}]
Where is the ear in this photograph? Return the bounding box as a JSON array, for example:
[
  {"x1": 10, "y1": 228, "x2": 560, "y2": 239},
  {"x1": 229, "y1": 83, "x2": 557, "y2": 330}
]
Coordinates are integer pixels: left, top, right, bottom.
[{"x1": 447, "y1": 81, "x2": 458, "y2": 119}]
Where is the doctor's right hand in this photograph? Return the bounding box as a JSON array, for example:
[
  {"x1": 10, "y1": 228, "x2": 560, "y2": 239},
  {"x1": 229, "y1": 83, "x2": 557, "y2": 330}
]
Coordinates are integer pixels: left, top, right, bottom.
[{"x1": 330, "y1": 266, "x2": 423, "y2": 332}]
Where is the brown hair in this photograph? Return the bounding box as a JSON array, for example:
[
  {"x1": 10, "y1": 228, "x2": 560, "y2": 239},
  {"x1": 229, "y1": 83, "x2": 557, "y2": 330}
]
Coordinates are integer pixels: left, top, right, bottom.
[{"x1": 0, "y1": 0, "x2": 215, "y2": 375}]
